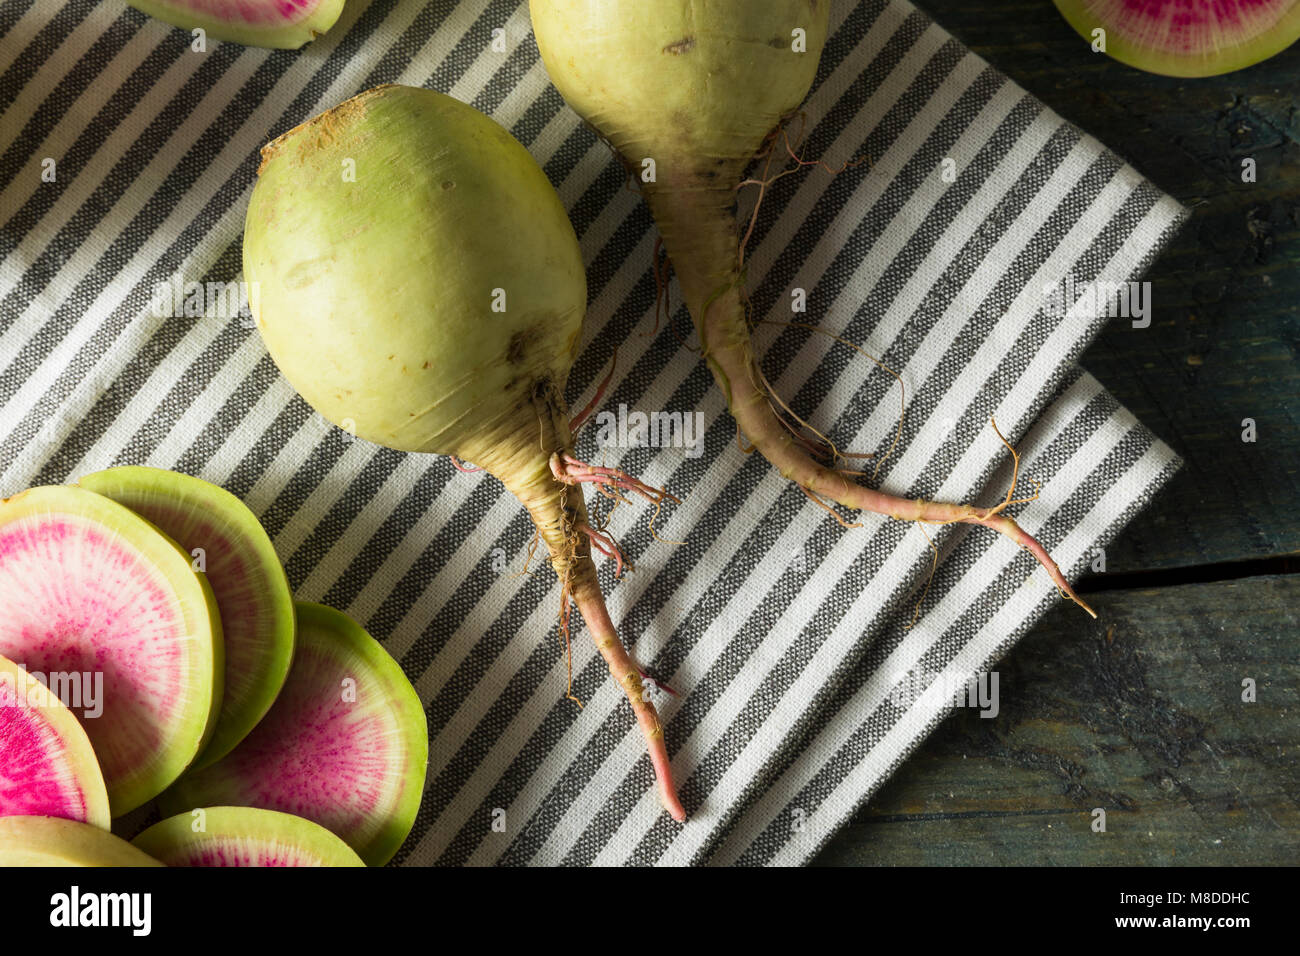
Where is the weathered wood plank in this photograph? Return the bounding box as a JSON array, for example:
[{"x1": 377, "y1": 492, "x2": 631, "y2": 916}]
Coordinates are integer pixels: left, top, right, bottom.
[
  {"x1": 908, "y1": 0, "x2": 1300, "y2": 573},
  {"x1": 813, "y1": 574, "x2": 1299, "y2": 865}
]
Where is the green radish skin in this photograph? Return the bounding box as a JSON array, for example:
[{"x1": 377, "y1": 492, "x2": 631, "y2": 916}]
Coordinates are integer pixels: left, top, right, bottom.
[
  {"x1": 0, "y1": 485, "x2": 224, "y2": 817},
  {"x1": 243, "y1": 85, "x2": 686, "y2": 821},
  {"x1": 1054, "y1": 0, "x2": 1300, "y2": 78},
  {"x1": 0, "y1": 653, "x2": 111, "y2": 829},
  {"x1": 125, "y1": 0, "x2": 346, "y2": 50},
  {"x1": 530, "y1": 0, "x2": 1097, "y2": 619},
  {"x1": 0, "y1": 815, "x2": 163, "y2": 866},
  {"x1": 133, "y1": 807, "x2": 365, "y2": 867},
  {"x1": 77, "y1": 466, "x2": 295, "y2": 771}
]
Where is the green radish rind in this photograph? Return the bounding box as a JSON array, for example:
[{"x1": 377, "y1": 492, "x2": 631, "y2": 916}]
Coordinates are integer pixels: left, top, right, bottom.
[
  {"x1": 133, "y1": 806, "x2": 365, "y2": 867},
  {"x1": 529, "y1": 0, "x2": 829, "y2": 167},
  {"x1": 0, "y1": 485, "x2": 224, "y2": 817},
  {"x1": 0, "y1": 815, "x2": 164, "y2": 866},
  {"x1": 1053, "y1": 0, "x2": 1300, "y2": 78},
  {"x1": 77, "y1": 466, "x2": 295, "y2": 772},
  {"x1": 124, "y1": 0, "x2": 347, "y2": 50},
  {"x1": 164, "y1": 602, "x2": 428, "y2": 867},
  {"x1": 243, "y1": 84, "x2": 588, "y2": 460},
  {"x1": 0, "y1": 653, "x2": 112, "y2": 829}
]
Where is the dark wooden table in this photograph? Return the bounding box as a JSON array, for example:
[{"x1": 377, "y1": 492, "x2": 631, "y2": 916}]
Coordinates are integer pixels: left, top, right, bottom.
[{"x1": 815, "y1": 0, "x2": 1300, "y2": 865}]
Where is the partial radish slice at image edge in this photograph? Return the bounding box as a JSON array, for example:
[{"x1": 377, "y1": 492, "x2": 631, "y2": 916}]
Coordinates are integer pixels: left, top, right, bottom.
[
  {"x1": 1054, "y1": 0, "x2": 1300, "y2": 77},
  {"x1": 162, "y1": 602, "x2": 427, "y2": 867},
  {"x1": 0, "y1": 815, "x2": 163, "y2": 866},
  {"x1": 0, "y1": 485, "x2": 224, "y2": 817},
  {"x1": 0, "y1": 653, "x2": 111, "y2": 828},
  {"x1": 79, "y1": 466, "x2": 295, "y2": 771},
  {"x1": 133, "y1": 806, "x2": 365, "y2": 866},
  {"x1": 124, "y1": 0, "x2": 346, "y2": 49}
]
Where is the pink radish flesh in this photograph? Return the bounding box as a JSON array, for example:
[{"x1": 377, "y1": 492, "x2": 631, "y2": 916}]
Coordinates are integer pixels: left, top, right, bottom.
[
  {"x1": 0, "y1": 503, "x2": 213, "y2": 815},
  {"x1": 165, "y1": 603, "x2": 427, "y2": 866},
  {"x1": 0, "y1": 693, "x2": 99, "y2": 822},
  {"x1": 79, "y1": 466, "x2": 295, "y2": 771},
  {"x1": 0, "y1": 521, "x2": 178, "y2": 749}
]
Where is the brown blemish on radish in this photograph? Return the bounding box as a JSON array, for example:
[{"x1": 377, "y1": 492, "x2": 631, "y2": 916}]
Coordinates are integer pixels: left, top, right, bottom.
[
  {"x1": 506, "y1": 326, "x2": 543, "y2": 365},
  {"x1": 663, "y1": 36, "x2": 695, "y2": 55},
  {"x1": 284, "y1": 256, "x2": 332, "y2": 290},
  {"x1": 258, "y1": 84, "x2": 396, "y2": 176}
]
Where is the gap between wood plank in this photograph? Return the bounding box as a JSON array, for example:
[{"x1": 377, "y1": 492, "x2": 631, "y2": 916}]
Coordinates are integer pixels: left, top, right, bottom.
[{"x1": 1076, "y1": 555, "x2": 1300, "y2": 594}]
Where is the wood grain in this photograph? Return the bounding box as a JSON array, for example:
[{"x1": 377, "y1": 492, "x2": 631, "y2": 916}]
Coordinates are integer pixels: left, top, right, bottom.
[{"x1": 814, "y1": 575, "x2": 1299, "y2": 865}]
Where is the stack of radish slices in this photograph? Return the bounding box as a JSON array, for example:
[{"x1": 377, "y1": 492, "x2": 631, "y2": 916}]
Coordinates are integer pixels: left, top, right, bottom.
[{"x1": 0, "y1": 468, "x2": 427, "y2": 867}]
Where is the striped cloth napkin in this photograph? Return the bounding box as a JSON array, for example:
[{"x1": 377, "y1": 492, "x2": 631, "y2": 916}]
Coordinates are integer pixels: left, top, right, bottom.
[{"x1": 0, "y1": 0, "x2": 1186, "y2": 866}]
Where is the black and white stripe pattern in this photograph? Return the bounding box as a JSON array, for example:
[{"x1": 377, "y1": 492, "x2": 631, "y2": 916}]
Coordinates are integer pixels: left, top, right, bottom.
[
  {"x1": 707, "y1": 366, "x2": 1182, "y2": 865},
  {"x1": 0, "y1": 0, "x2": 1185, "y2": 865}
]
